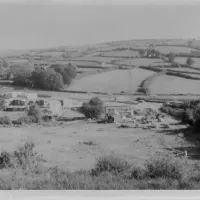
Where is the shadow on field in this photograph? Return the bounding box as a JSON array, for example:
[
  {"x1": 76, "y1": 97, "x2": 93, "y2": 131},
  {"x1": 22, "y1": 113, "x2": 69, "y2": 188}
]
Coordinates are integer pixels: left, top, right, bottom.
[
  {"x1": 174, "y1": 146, "x2": 200, "y2": 160},
  {"x1": 156, "y1": 127, "x2": 190, "y2": 136},
  {"x1": 157, "y1": 126, "x2": 200, "y2": 160}
]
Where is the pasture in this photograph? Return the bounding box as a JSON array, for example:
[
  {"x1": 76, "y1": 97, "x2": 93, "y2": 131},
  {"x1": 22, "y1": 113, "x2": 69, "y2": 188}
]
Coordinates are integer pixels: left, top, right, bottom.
[
  {"x1": 175, "y1": 57, "x2": 200, "y2": 68},
  {"x1": 155, "y1": 46, "x2": 199, "y2": 54},
  {"x1": 69, "y1": 68, "x2": 155, "y2": 93},
  {"x1": 115, "y1": 58, "x2": 166, "y2": 66},
  {"x1": 71, "y1": 56, "x2": 119, "y2": 63},
  {"x1": 100, "y1": 50, "x2": 139, "y2": 57},
  {"x1": 150, "y1": 75, "x2": 200, "y2": 94}
]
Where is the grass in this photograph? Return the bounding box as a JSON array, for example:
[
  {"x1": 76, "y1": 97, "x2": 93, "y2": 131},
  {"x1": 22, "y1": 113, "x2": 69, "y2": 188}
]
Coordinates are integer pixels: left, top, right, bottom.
[
  {"x1": 99, "y1": 50, "x2": 138, "y2": 58},
  {"x1": 150, "y1": 75, "x2": 200, "y2": 94},
  {"x1": 115, "y1": 58, "x2": 166, "y2": 66},
  {"x1": 155, "y1": 46, "x2": 198, "y2": 54},
  {"x1": 69, "y1": 68, "x2": 155, "y2": 93},
  {"x1": 175, "y1": 57, "x2": 200, "y2": 68},
  {"x1": 0, "y1": 141, "x2": 200, "y2": 189}
]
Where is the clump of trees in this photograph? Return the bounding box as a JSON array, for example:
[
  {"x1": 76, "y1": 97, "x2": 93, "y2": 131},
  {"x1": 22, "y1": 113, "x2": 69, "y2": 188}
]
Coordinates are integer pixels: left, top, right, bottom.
[
  {"x1": 50, "y1": 63, "x2": 77, "y2": 85},
  {"x1": 186, "y1": 57, "x2": 195, "y2": 66},
  {"x1": 81, "y1": 97, "x2": 104, "y2": 119},
  {"x1": 13, "y1": 71, "x2": 32, "y2": 87},
  {"x1": 13, "y1": 63, "x2": 77, "y2": 91}
]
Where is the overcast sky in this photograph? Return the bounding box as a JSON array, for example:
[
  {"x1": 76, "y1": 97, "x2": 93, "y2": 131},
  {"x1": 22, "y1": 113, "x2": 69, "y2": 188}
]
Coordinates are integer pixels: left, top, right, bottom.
[{"x1": 0, "y1": 0, "x2": 199, "y2": 49}]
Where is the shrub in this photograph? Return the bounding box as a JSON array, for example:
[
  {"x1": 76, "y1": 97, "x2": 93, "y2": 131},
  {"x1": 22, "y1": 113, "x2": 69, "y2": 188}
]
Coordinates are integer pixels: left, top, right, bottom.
[
  {"x1": 81, "y1": 97, "x2": 104, "y2": 119},
  {"x1": 167, "y1": 53, "x2": 176, "y2": 63},
  {"x1": 0, "y1": 151, "x2": 12, "y2": 169},
  {"x1": 182, "y1": 109, "x2": 194, "y2": 125},
  {"x1": 91, "y1": 155, "x2": 131, "y2": 176},
  {"x1": 27, "y1": 116, "x2": 38, "y2": 123},
  {"x1": 27, "y1": 104, "x2": 42, "y2": 122},
  {"x1": 124, "y1": 166, "x2": 147, "y2": 180},
  {"x1": 13, "y1": 116, "x2": 30, "y2": 125},
  {"x1": 13, "y1": 140, "x2": 41, "y2": 172},
  {"x1": 0, "y1": 116, "x2": 11, "y2": 125},
  {"x1": 145, "y1": 157, "x2": 182, "y2": 180}
]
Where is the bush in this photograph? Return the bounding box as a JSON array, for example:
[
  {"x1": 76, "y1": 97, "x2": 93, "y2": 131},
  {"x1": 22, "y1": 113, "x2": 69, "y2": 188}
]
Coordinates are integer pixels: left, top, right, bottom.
[
  {"x1": 27, "y1": 104, "x2": 42, "y2": 122},
  {"x1": 182, "y1": 109, "x2": 194, "y2": 125},
  {"x1": 0, "y1": 116, "x2": 11, "y2": 125},
  {"x1": 167, "y1": 53, "x2": 176, "y2": 63},
  {"x1": 0, "y1": 151, "x2": 12, "y2": 169},
  {"x1": 13, "y1": 116, "x2": 30, "y2": 125},
  {"x1": 91, "y1": 155, "x2": 131, "y2": 176},
  {"x1": 81, "y1": 97, "x2": 104, "y2": 119},
  {"x1": 145, "y1": 157, "x2": 182, "y2": 180},
  {"x1": 13, "y1": 140, "x2": 41, "y2": 172}
]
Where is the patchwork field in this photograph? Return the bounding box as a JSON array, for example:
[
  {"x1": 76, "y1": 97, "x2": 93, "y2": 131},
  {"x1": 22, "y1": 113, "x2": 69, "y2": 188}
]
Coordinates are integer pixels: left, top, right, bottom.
[
  {"x1": 150, "y1": 75, "x2": 200, "y2": 94},
  {"x1": 155, "y1": 46, "x2": 199, "y2": 54},
  {"x1": 69, "y1": 68, "x2": 155, "y2": 93}
]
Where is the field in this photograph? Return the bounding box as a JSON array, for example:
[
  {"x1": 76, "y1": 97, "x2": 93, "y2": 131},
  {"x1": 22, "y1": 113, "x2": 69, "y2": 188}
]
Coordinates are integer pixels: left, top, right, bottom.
[
  {"x1": 0, "y1": 106, "x2": 192, "y2": 173},
  {"x1": 115, "y1": 58, "x2": 168, "y2": 66},
  {"x1": 164, "y1": 67, "x2": 200, "y2": 73},
  {"x1": 175, "y1": 57, "x2": 200, "y2": 68},
  {"x1": 99, "y1": 50, "x2": 139, "y2": 57},
  {"x1": 71, "y1": 56, "x2": 120, "y2": 63},
  {"x1": 69, "y1": 68, "x2": 155, "y2": 93},
  {"x1": 150, "y1": 75, "x2": 200, "y2": 94},
  {"x1": 155, "y1": 46, "x2": 199, "y2": 54}
]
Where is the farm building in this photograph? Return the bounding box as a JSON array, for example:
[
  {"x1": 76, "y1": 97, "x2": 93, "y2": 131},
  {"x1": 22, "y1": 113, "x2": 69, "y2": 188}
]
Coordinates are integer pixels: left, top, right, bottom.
[
  {"x1": 35, "y1": 98, "x2": 63, "y2": 117},
  {"x1": 28, "y1": 60, "x2": 50, "y2": 70},
  {"x1": 3, "y1": 97, "x2": 28, "y2": 111}
]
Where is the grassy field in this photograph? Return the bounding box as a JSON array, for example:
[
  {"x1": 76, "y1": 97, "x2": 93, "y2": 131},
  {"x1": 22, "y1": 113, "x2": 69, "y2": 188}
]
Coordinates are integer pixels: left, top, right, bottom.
[
  {"x1": 68, "y1": 68, "x2": 155, "y2": 93},
  {"x1": 1, "y1": 115, "x2": 200, "y2": 189},
  {"x1": 175, "y1": 57, "x2": 200, "y2": 68},
  {"x1": 155, "y1": 46, "x2": 199, "y2": 54},
  {"x1": 115, "y1": 58, "x2": 167, "y2": 66},
  {"x1": 164, "y1": 67, "x2": 200, "y2": 73},
  {"x1": 150, "y1": 75, "x2": 200, "y2": 94},
  {"x1": 100, "y1": 50, "x2": 139, "y2": 57},
  {"x1": 71, "y1": 56, "x2": 120, "y2": 63}
]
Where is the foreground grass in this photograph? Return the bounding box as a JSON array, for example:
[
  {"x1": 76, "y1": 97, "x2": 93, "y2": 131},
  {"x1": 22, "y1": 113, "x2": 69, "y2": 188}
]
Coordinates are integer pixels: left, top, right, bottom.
[{"x1": 0, "y1": 141, "x2": 200, "y2": 189}]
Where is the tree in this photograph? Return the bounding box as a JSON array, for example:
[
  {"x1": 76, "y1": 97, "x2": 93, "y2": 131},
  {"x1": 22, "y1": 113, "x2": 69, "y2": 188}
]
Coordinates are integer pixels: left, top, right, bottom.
[
  {"x1": 186, "y1": 57, "x2": 195, "y2": 66},
  {"x1": 139, "y1": 49, "x2": 145, "y2": 57},
  {"x1": 27, "y1": 103, "x2": 42, "y2": 123},
  {"x1": 81, "y1": 97, "x2": 104, "y2": 119},
  {"x1": 13, "y1": 70, "x2": 32, "y2": 87},
  {"x1": 167, "y1": 53, "x2": 176, "y2": 63},
  {"x1": 50, "y1": 63, "x2": 77, "y2": 85}
]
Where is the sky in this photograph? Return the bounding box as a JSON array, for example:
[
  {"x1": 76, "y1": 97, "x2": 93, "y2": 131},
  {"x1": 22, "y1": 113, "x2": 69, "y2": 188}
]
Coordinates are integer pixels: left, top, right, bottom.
[{"x1": 0, "y1": 0, "x2": 199, "y2": 49}]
